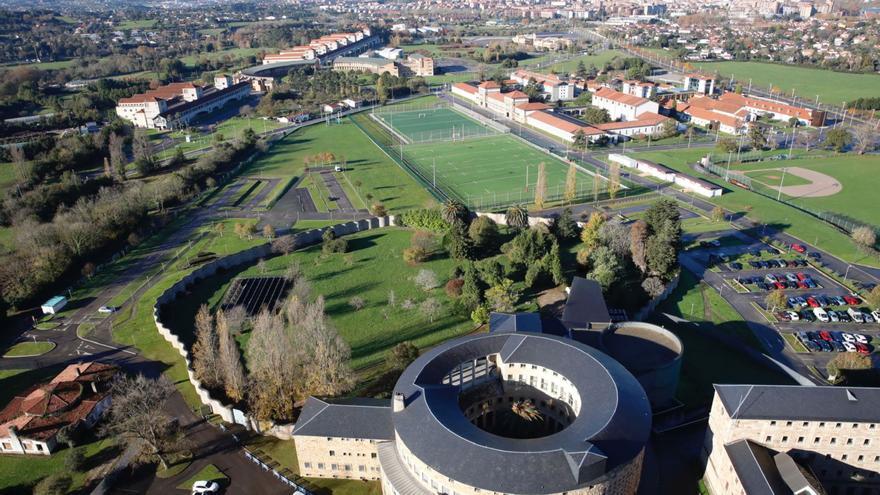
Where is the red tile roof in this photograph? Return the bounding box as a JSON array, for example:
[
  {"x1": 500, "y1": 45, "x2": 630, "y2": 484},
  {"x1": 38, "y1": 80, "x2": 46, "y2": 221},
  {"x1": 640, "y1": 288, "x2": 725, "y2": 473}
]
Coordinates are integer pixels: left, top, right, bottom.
[
  {"x1": 594, "y1": 87, "x2": 650, "y2": 107},
  {"x1": 516, "y1": 102, "x2": 550, "y2": 111},
  {"x1": 595, "y1": 112, "x2": 669, "y2": 131},
  {"x1": 452, "y1": 82, "x2": 478, "y2": 95},
  {"x1": 478, "y1": 81, "x2": 501, "y2": 89},
  {"x1": 528, "y1": 111, "x2": 602, "y2": 135}
]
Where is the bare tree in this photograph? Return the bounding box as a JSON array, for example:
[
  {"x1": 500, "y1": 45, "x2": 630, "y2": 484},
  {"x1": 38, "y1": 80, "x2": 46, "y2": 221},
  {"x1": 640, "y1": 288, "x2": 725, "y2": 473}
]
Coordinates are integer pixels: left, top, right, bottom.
[
  {"x1": 851, "y1": 124, "x2": 876, "y2": 154},
  {"x1": 852, "y1": 226, "x2": 876, "y2": 252},
  {"x1": 9, "y1": 145, "x2": 28, "y2": 183},
  {"x1": 294, "y1": 296, "x2": 354, "y2": 397},
  {"x1": 102, "y1": 374, "x2": 188, "y2": 470},
  {"x1": 641, "y1": 277, "x2": 666, "y2": 298},
  {"x1": 420, "y1": 297, "x2": 443, "y2": 322},
  {"x1": 216, "y1": 310, "x2": 247, "y2": 403},
  {"x1": 272, "y1": 235, "x2": 296, "y2": 255},
  {"x1": 534, "y1": 162, "x2": 547, "y2": 210},
  {"x1": 608, "y1": 162, "x2": 621, "y2": 199},
  {"x1": 414, "y1": 269, "x2": 440, "y2": 291},
  {"x1": 247, "y1": 310, "x2": 299, "y2": 421},
  {"x1": 630, "y1": 220, "x2": 649, "y2": 273},
  {"x1": 192, "y1": 305, "x2": 222, "y2": 388}
]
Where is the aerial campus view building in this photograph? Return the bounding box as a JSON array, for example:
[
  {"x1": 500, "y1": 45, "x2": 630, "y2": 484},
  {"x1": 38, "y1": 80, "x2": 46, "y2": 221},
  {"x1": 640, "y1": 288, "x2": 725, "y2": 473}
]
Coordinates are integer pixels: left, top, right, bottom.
[{"x1": 293, "y1": 278, "x2": 684, "y2": 495}]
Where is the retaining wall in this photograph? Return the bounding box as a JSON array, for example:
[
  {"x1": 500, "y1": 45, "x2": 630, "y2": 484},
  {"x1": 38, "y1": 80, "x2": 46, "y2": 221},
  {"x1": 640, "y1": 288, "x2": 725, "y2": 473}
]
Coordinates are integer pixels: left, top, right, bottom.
[{"x1": 152, "y1": 216, "x2": 396, "y2": 433}]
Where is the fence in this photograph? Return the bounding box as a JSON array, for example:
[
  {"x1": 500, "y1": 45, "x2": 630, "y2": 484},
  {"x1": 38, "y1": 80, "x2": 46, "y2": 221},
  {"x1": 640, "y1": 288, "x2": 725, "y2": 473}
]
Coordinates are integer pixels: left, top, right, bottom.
[
  {"x1": 243, "y1": 446, "x2": 312, "y2": 495},
  {"x1": 701, "y1": 155, "x2": 879, "y2": 236}
]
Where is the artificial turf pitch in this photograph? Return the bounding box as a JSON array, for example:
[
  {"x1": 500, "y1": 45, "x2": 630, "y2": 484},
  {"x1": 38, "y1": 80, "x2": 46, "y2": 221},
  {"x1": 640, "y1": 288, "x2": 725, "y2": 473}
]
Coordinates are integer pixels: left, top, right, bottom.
[
  {"x1": 403, "y1": 134, "x2": 599, "y2": 207},
  {"x1": 373, "y1": 107, "x2": 492, "y2": 143}
]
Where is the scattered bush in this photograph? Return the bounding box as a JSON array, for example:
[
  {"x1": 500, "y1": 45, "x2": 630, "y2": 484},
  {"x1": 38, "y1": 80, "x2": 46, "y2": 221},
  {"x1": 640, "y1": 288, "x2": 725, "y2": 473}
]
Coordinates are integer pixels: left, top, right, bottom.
[
  {"x1": 321, "y1": 229, "x2": 348, "y2": 254},
  {"x1": 348, "y1": 296, "x2": 366, "y2": 310},
  {"x1": 414, "y1": 269, "x2": 440, "y2": 291},
  {"x1": 445, "y1": 278, "x2": 464, "y2": 298},
  {"x1": 370, "y1": 202, "x2": 387, "y2": 216},
  {"x1": 403, "y1": 247, "x2": 428, "y2": 264},
  {"x1": 398, "y1": 208, "x2": 447, "y2": 232}
]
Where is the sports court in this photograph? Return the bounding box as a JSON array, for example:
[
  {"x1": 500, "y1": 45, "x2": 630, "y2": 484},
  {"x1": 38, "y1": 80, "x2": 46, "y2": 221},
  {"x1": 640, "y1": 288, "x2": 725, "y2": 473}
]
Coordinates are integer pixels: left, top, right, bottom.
[
  {"x1": 373, "y1": 106, "x2": 494, "y2": 143},
  {"x1": 404, "y1": 134, "x2": 602, "y2": 207}
]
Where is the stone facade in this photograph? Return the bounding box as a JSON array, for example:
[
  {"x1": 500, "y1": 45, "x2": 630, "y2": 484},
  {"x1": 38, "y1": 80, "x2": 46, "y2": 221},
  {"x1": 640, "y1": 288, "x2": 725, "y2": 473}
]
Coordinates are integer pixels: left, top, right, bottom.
[{"x1": 294, "y1": 436, "x2": 383, "y2": 480}]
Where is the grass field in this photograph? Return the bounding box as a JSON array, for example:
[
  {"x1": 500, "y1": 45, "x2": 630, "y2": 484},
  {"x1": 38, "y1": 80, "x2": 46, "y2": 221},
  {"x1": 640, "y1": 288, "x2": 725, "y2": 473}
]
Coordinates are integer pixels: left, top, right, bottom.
[
  {"x1": 731, "y1": 154, "x2": 880, "y2": 227},
  {"x1": 694, "y1": 61, "x2": 880, "y2": 104},
  {"x1": 162, "y1": 227, "x2": 478, "y2": 370},
  {"x1": 403, "y1": 134, "x2": 599, "y2": 208},
  {"x1": 541, "y1": 50, "x2": 631, "y2": 75},
  {"x1": 631, "y1": 149, "x2": 879, "y2": 267},
  {"x1": 244, "y1": 120, "x2": 435, "y2": 213},
  {"x1": 2, "y1": 341, "x2": 55, "y2": 357},
  {"x1": 180, "y1": 47, "x2": 264, "y2": 68},
  {"x1": 373, "y1": 106, "x2": 491, "y2": 143}
]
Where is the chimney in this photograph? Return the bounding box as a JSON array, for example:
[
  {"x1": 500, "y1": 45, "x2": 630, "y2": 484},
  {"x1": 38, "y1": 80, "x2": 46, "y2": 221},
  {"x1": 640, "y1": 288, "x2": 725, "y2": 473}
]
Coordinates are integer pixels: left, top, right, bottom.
[{"x1": 393, "y1": 392, "x2": 406, "y2": 412}]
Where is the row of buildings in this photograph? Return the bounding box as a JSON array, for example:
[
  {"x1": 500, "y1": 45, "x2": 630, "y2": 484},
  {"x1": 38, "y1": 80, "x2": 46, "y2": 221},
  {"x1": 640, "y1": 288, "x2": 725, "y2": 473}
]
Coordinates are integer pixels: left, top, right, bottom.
[
  {"x1": 511, "y1": 33, "x2": 574, "y2": 51},
  {"x1": 678, "y1": 90, "x2": 827, "y2": 134},
  {"x1": 262, "y1": 28, "x2": 372, "y2": 65},
  {"x1": 609, "y1": 154, "x2": 723, "y2": 198},
  {"x1": 332, "y1": 52, "x2": 436, "y2": 77},
  {"x1": 115, "y1": 75, "x2": 251, "y2": 130}
]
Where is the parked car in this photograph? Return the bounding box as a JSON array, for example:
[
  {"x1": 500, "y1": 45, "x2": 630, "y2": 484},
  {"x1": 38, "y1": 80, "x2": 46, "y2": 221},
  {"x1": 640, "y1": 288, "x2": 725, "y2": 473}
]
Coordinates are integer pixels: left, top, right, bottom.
[
  {"x1": 765, "y1": 274, "x2": 778, "y2": 283},
  {"x1": 192, "y1": 481, "x2": 220, "y2": 495},
  {"x1": 796, "y1": 259, "x2": 809, "y2": 267},
  {"x1": 792, "y1": 244, "x2": 806, "y2": 253},
  {"x1": 774, "y1": 282, "x2": 786, "y2": 290},
  {"x1": 749, "y1": 261, "x2": 762, "y2": 268},
  {"x1": 843, "y1": 341, "x2": 857, "y2": 352},
  {"x1": 728, "y1": 262, "x2": 743, "y2": 271},
  {"x1": 786, "y1": 311, "x2": 800, "y2": 321},
  {"x1": 819, "y1": 330, "x2": 832, "y2": 341},
  {"x1": 804, "y1": 279, "x2": 817, "y2": 289},
  {"x1": 806, "y1": 297, "x2": 820, "y2": 308},
  {"x1": 872, "y1": 310, "x2": 880, "y2": 322},
  {"x1": 813, "y1": 308, "x2": 829, "y2": 322},
  {"x1": 795, "y1": 296, "x2": 807, "y2": 307},
  {"x1": 831, "y1": 341, "x2": 845, "y2": 352},
  {"x1": 97, "y1": 306, "x2": 116, "y2": 314},
  {"x1": 831, "y1": 296, "x2": 846, "y2": 306},
  {"x1": 757, "y1": 281, "x2": 770, "y2": 291},
  {"x1": 829, "y1": 331, "x2": 844, "y2": 342},
  {"x1": 806, "y1": 331, "x2": 820, "y2": 341},
  {"x1": 827, "y1": 310, "x2": 840, "y2": 322},
  {"x1": 864, "y1": 312, "x2": 875, "y2": 323},
  {"x1": 787, "y1": 297, "x2": 799, "y2": 308},
  {"x1": 843, "y1": 295, "x2": 861, "y2": 305},
  {"x1": 842, "y1": 333, "x2": 855, "y2": 343},
  {"x1": 854, "y1": 334, "x2": 869, "y2": 344},
  {"x1": 804, "y1": 340, "x2": 820, "y2": 352},
  {"x1": 795, "y1": 272, "x2": 808, "y2": 281},
  {"x1": 818, "y1": 340, "x2": 833, "y2": 352},
  {"x1": 855, "y1": 343, "x2": 870, "y2": 355},
  {"x1": 808, "y1": 252, "x2": 821, "y2": 260},
  {"x1": 799, "y1": 310, "x2": 815, "y2": 322},
  {"x1": 847, "y1": 307, "x2": 865, "y2": 323},
  {"x1": 797, "y1": 281, "x2": 808, "y2": 289},
  {"x1": 815, "y1": 295, "x2": 829, "y2": 306},
  {"x1": 838, "y1": 312, "x2": 851, "y2": 322}
]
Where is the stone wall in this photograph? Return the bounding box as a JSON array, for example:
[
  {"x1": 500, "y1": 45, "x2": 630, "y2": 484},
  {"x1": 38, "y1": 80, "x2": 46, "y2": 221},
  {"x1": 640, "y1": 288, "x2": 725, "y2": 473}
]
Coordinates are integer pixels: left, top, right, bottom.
[{"x1": 152, "y1": 216, "x2": 396, "y2": 433}]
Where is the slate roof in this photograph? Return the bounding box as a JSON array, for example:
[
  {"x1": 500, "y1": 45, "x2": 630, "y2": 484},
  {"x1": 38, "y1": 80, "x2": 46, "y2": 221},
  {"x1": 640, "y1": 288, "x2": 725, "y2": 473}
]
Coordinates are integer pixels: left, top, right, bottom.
[
  {"x1": 561, "y1": 277, "x2": 612, "y2": 330},
  {"x1": 723, "y1": 439, "x2": 790, "y2": 495},
  {"x1": 293, "y1": 397, "x2": 393, "y2": 440},
  {"x1": 391, "y1": 332, "x2": 650, "y2": 494},
  {"x1": 489, "y1": 312, "x2": 543, "y2": 333},
  {"x1": 715, "y1": 384, "x2": 880, "y2": 422}
]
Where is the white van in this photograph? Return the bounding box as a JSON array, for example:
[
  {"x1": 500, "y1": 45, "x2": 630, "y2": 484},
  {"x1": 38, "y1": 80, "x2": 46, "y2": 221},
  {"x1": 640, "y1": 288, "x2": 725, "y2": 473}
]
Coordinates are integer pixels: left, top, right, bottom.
[
  {"x1": 813, "y1": 307, "x2": 829, "y2": 323},
  {"x1": 847, "y1": 307, "x2": 864, "y2": 323}
]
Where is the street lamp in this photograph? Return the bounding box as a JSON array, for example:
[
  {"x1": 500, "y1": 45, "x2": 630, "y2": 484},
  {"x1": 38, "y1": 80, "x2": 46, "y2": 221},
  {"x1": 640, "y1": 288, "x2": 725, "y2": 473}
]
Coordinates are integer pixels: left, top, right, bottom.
[{"x1": 844, "y1": 265, "x2": 852, "y2": 282}]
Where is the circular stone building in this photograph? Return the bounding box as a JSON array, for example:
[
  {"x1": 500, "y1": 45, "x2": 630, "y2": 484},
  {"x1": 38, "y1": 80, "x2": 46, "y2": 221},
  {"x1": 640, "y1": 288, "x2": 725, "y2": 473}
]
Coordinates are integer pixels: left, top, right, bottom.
[
  {"x1": 379, "y1": 332, "x2": 652, "y2": 495},
  {"x1": 599, "y1": 322, "x2": 683, "y2": 411}
]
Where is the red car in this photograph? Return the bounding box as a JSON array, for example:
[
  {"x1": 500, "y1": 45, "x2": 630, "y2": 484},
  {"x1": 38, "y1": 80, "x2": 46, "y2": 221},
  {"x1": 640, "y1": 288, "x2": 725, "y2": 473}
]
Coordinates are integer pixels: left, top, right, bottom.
[
  {"x1": 855, "y1": 343, "x2": 870, "y2": 355},
  {"x1": 797, "y1": 281, "x2": 808, "y2": 289},
  {"x1": 819, "y1": 330, "x2": 833, "y2": 341},
  {"x1": 796, "y1": 272, "x2": 808, "y2": 281},
  {"x1": 774, "y1": 282, "x2": 786, "y2": 290},
  {"x1": 807, "y1": 296, "x2": 820, "y2": 308},
  {"x1": 792, "y1": 244, "x2": 806, "y2": 253},
  {"x1": 843, "y1": 295, "x2": 861, "y2": 305}
]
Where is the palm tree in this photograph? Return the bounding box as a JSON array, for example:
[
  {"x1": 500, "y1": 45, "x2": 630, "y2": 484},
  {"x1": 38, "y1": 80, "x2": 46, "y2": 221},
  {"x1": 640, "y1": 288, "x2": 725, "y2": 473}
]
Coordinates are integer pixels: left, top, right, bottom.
[
  {"x1": 505, "y1": 205, "x2": 529, "y2": 229},
  {"x1": 441, "y1": 199, "x2": 468, "y2": 224}
]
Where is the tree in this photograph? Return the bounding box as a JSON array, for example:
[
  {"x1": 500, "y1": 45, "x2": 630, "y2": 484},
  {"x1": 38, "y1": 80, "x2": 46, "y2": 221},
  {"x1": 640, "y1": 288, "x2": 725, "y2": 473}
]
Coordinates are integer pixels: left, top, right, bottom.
[
  {"x1": 572, "y1": 129, "x2": 588, "y2": 151},
  {"x1": 555, "y1": 207, "x2": 579, "y2": 240},
  {"x1": 533, "y1": 162, "x2": 547, "y2": 210},
  {"x1": 581, "y1": 107, "x2": 610, "y2": 124},
  {"x1": 65, "y1": 447, "x2": 86, "y2": 472},
  {"x1": 607, "y1": 162, "x2": 620, "y2": 199},
  {"x1": 824, "y1": 127, "x2": 851, "y2": 152},
  {"x1": 192, "y1": 305, "x2": 222, "y2": 389},
  {"x1": 460, "y1": 263, "x2": 483, "y2": 311},
  {"x1": 389, "y1": 342, "x2": 419, "y2": 370},
  {"x1": 322, "y1": 228, "x2": 348, "y2": 254},
  {"x1": 630, "y1": 220, "x2": 649, "y2": 273},
  {"x1": 81, "y1": 262, "x2": 96, "y2": 279},
  {"x1": 564, "y1": 164, "x2": 578, "y2": 203},
  {"x1": 103, "y1": 374, "x2": 188, "y2": 470},
  {"x1": 108, "y1": 132, "x2": 126, "y2": 181},
  {"x1": 441, "y1": 199, "x2": 469, "y2": 225},
  {"x1": 485, "y1": 278, "x2": 519, "y2": 312},
  {"x1": 348, "y1": 296, "x2": 366, "y2": 310},
  {"x1": 851, "y1": 226, "x2": 876, "y2": 251},
  {"x1": 371, "y1": 202, "x2": 387, "y2": 216},
  {"x1": 216, "y1": 309, "x2": 247, "y2": 403},
  {"x1": 646, "y1": 233, "x2": 678, "y2": 278},
  {"x1": 247, "y1": 311, "x2": 298, "y2": 421},
  {"x1": 272, "y1": 235, "x2": 296, "y2": 255},
  {"x1": 471, "y1": 304, "x2": 490, "y2": 325},
  {"x1": 580, "y1": 212, "x2": 606, "y2": 252},
  {"x1": 505, "y1": 205, "x2": 529, "y2": 229},
  {"x1": 642, "y1": 277, "x2": 666, "y2": 298},
  {"x1": 262, "y1": 224, "x2": 275, "y2": 240},
  {"x1": 414, "y1": 269, "x2": 440, "y2": 290},
  {"x1": 468, "y1": 216, "x2": 499, "y2": 251},
  {"x1": 851, "y1": 124, "x2": 876, "y2": 154},
  {"x1": 420, "y1": 297, "x2": 443, "y2": 322},
  {"x1": 447, "y1": 221, "x2": 474, "y2": 260},
  {"x1": 711, "y1": 206, "x2": 725, "y2": 223},
  {"x1": 546, "y1": 241, "x2": 564, "y2": 285},
  {"x1": 748, "y1": 125, "x2": 766, "y2": 150},
  {"x1": 576, "y1": 60, "x2": 588, "y2": 79},
  {"x1": 588, "y1": 246, "x2": 621, "y2": 290},
  {"x1": 765, "y1": 289, "x2": 787, "y2": 312}
]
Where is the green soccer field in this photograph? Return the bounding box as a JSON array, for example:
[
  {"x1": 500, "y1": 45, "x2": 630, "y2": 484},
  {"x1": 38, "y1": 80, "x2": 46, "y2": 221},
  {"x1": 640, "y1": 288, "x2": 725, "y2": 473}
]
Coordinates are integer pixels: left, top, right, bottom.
[
  {"x1": 403, "y1": 135, "x2": 601, "y2": 208},
  {"x1": 374, "y1": 107, "x2": 492, "y2": 143}
]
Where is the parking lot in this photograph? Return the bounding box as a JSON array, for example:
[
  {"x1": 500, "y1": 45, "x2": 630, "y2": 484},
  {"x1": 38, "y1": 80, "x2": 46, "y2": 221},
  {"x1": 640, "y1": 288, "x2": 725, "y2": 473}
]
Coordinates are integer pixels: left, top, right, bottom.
[{"x1": 688, "y1": 236, "x2": 879, "y2": 366}]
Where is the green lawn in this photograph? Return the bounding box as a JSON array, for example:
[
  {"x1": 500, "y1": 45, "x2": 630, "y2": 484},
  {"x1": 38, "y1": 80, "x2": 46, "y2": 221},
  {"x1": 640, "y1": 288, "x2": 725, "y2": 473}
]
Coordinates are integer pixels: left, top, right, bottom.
[
  {"x1": 180, "y1": 47, "x2": 264, "y2": 68},
  {"x1": 243, "y1": 120, "x2": 435, "y2": 213},
  {"x1": 2, "y1": 341, "x2": 55, "y2": 357},
  {"x1": 631, "y1": 149, "x2": 880, "y2": 267},
  {"x1": 693, "y1": 61, "x2": 880, "y2": 104},
  {"x1": 155, "y1": 117, "x2": 283, "y2": 161},
  {"x1": 0, "y1": 435, "x2": 120, "y2": 493},
  {"x1": 403, "y1": 134, "x2": 599, "y2": 209},
  {"x1": 731, "y1": 154, "x2": 880, "y2": 227},
  {"x1": 649, "y1": 269, "x2": 795, "y2": 406},
  {"x1": 176, "y1": 464, "x2": 228, "y2": 490},
  {"x1": 117, "y1": 19, "x2": 157, "y2": 29},
  {"x1": 162, "y1": 227, "x2": 478, "y2": 370},
  {"x1": 681, "y1": 216, "x2": 731, "y2": 234},
  {"x1": 541, "y1": 50, "x2": 631, "y2": 75},
  {"x1": 374, "y1": 106, "x2": 490, "y2": 142}
]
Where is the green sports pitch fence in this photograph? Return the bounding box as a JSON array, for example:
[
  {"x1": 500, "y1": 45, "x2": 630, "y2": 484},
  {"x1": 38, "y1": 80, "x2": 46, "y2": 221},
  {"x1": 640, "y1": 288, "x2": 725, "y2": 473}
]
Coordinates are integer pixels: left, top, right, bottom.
[{"x1": 351, "y1": 112, "x2": 637, "y2": 211}]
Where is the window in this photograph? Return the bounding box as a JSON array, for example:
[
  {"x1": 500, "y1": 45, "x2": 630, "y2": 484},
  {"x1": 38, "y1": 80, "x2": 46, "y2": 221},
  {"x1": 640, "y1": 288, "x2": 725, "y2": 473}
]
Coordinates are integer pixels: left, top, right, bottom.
[
  {"x1": 847, "y1": 439, "x2": 853, "y2": 445},
  {"x1": 359, "y1": 465, "x2": 366, "y2": 472},
  {"x1": 305, "y1": 462, "x2": 312, "y2": 469},
  {"x1": 814, "y1": 437, "x2": 821, "y2": 443},
  {"x1": 770, "y1": 421, "x2": 777, "y2": 426},
  {"x1": 786, "y1": 421, "x2": 793, "y2": 427},
  {"x1": 864, "y1": 439, "x2": 870, "y2": 446},
  {"x1": 798, "y1": 437, "x2": 804, "y2": 443},
  {"x1": 344, "y1": 464, "x2": 351, "y2": 471},
  {"x1": 836, "y1": 423, "x2": 842, "y2": 428},
  {"x1": 830, "y1": 438, "x2": 837, "y2": 445},
  {"x1": 766, "y1": 435, "x2": 772, "y2": 442},
  {"x1": 318, "y1": 463, "x2": 325, "y2": 470},
  {"x1": 782, "y1": 436, "x2": 788, "y2": 442},
  {"x1": 371, "y1": 453, "x2": 377, "y2": 459},
  {"x1": 329, "y1": 450, "x2": 336, "y2": 456},
  {"x1": 331, "y1": 464, "x2": 338, "y2": 470},
  {"x1": 803, "y1": 422, "x2": 809, "y2": 427},
  {"x1": 842, "y1": 455, "x2": 848, "y2": 461},
  {"x1": 820, "y1": 422, "x2": 826, "y2": 427}
]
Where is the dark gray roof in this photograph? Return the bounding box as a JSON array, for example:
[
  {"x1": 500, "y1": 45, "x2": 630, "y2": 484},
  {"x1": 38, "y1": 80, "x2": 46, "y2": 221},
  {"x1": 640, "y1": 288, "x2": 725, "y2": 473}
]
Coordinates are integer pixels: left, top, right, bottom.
[
  {"x1": 774, "y1": 452, "x2": 825, "y2": 494},
  {"x1": 723, "y1": 440, "x2": 789, "y2": 495},
  {"x1": 334, "y1": 56, "x2": 392, "y2": 68},
  {"x1": 392, "y1": 333, "x2": 651, "y2": 494},
  {"x1": 489, "y1": 312, "x2": 543, "y2": 333},
  {"x1": 715, "y1": 384, "x2": 880, "y2": 423},
  {"x1": 293, "y1": 397, "x2": 393, "y2": 440},
  {"x1": 561, "y1": 277, "x2": 611, "y2": 330}
]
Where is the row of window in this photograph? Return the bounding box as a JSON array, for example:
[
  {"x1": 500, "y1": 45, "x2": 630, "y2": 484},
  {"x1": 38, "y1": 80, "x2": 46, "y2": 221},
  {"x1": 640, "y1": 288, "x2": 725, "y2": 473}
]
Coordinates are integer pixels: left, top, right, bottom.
[
  {"x1": 303, "y1": 462, "x2": 379, "y2": 473},
  {"x1": 769, "y1": 420, "x2": 877, "y2": 429},
  {"x1": 765, "y1": 435, "x2": 873, "y2": 448},
  {"x1": 328, "y1": 450, "x2": 378, "y2": 458}
]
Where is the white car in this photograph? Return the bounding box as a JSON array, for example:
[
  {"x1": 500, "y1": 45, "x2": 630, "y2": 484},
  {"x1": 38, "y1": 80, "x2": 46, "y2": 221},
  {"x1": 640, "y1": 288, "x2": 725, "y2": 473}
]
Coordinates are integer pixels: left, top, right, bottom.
[
  {"x1": 812, "y1": 308, "x2": 829, "y2": 323},
  {"x1": 843, "y1": 342, "x2": 857, "y2": 352},
  {"x1": 872, "y1": 310, "x2": 880, "y2": 322},
  {"x1": 97, "y1": 306, "x2": 117, "y2": 314},
  {"x1": 192, "y1": 481, "x2": 220, "y2": 495},
  {"x1": 842, "y1": 333, "x2": 855, "y2": 343},
  {"x1": 786, "y1": 311, "x2": 800, "y2": 321},
  {"x1": 828, "y1": 310, "x2": 840, "y2": 322},
  {"x1": 854, "y1": 334, "x2": 868, "y2": 344}
]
